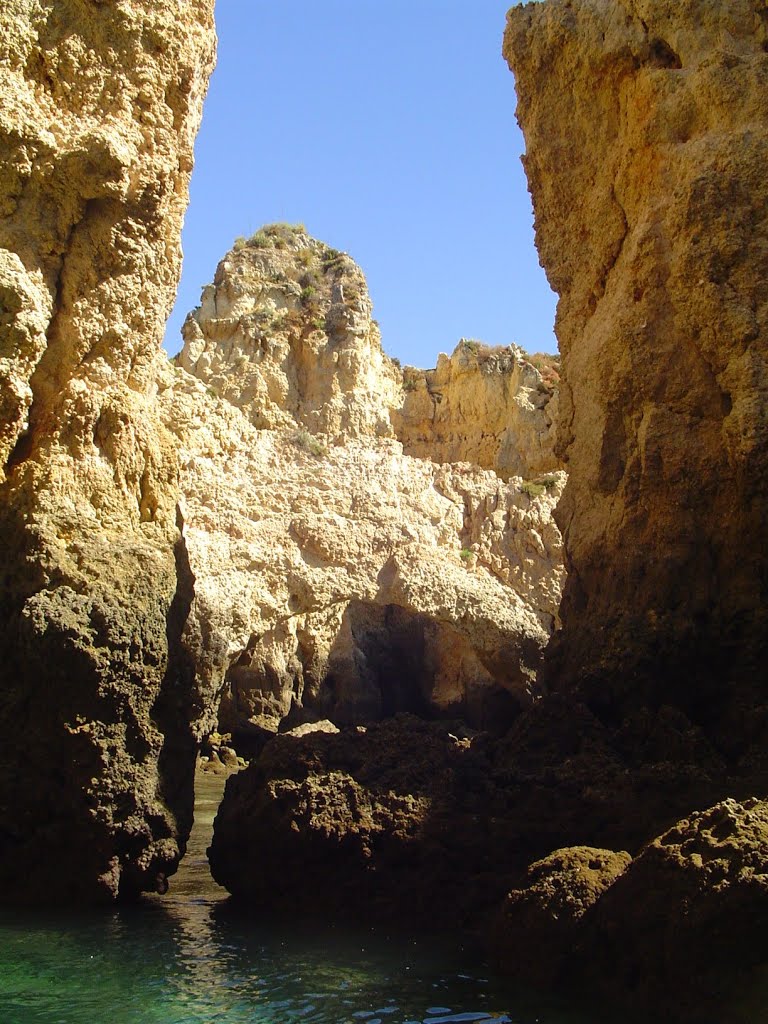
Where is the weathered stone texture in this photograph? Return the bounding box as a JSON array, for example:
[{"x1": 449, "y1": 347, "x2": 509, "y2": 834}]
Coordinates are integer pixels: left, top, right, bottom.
[
  {"x1": 178, "y1": 226, "x2": 402, "y2": 440},
  {"x1": 587, "y1": 798, "x2": 768, "y2": 1020},
  {"x1": 393, "y1": 341, "x2": 559, "y2": 481},
  {"x1": 504, "y1": 0, "x2": 768, "y2": 722},
  {"x1": 0, "y1": 0, "x2": 216, "y2": 902},
  {"x1": 159, "y1": 353, "x2": 565, "y2": 739},
  {"x1": 164, "y1": 234, "x2": 566, "y2": 742}
]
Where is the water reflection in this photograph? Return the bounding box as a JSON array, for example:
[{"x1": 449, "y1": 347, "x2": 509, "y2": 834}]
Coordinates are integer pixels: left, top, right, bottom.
[{"x1": 0, "y1": 773, "x2": 602, "y2": 1024}]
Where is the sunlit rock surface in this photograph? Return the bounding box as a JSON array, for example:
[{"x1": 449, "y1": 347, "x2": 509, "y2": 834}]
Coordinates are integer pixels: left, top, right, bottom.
[
  {"x1": 394, "y1": 341, "x2": 559, "y2": 481},
  {"x1": 0, "y1": 0, "x2": 216, "y2": 903}
]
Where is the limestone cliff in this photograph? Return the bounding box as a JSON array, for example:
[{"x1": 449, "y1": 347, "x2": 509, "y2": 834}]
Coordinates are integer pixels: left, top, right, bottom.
[
  {"x1": 0, "y1": 1, "x2": 216, "y2": 902},
  {"x1": 179, "y1": 224, "x2": 401, "y2": 439},
  {"x1": 394, "y1": 341, "x2": 559, "y2": 480},
  {"x1": 162, "y1": 232, "x2": 565, "y2": 740},
  {"x1": 505, "y1": 0, "x2": 768, "y2": 729},
  {"x1": 178, "y1": 229, "x2": 560, "y2": 481}
]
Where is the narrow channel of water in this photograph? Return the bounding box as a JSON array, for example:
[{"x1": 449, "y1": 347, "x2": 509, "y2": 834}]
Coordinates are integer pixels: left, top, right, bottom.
[{"x1": 0, "y1": 772, "x2": 614, "y2": 1024}]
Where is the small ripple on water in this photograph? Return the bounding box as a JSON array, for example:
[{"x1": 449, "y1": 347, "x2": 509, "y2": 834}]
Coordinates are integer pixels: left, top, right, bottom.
[{"x1": 0, "y1": 774, "x2": 613, "y2": 1024}]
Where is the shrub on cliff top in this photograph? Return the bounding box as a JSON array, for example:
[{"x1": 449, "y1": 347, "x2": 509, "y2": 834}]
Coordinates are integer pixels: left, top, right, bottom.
[
  {"x1": 526, "y1": 352, "x2": 561, "y2": 389},
  {"x1": 243, "y1": 223, "x2": 307, "y2": 250}
]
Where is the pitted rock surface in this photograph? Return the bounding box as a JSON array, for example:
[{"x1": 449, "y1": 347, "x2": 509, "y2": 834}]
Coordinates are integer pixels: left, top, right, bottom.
[{"x1": 0, "y1": 0, "x2": 216, "y2": 903}]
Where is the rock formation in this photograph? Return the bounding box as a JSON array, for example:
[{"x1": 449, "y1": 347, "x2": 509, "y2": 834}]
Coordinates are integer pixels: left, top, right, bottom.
[
  {"x1": 495, "y1": 846, "x2": 631, "y2": 987},
  {"x1": 178, "y1": 224, "x2": 401, "y2": 439},
  {"x1": 0, "y1": 1, "x2": 216, "y2": 902},
  {"x1": 161, "y1": 232, "x2": 564, "y2": 741},
  {"x1": 588, "y1": 798, "x2": 768, "y2": 1020},
  {"x1": 394, "y1": 341, "x2": 559, "y2": 480},
  {"x1": 504, "y1": 0, "x2": 768, "y2": 734},
  {"x1": 495, "y1": 798, "x2": 768, "y2": 1022}
]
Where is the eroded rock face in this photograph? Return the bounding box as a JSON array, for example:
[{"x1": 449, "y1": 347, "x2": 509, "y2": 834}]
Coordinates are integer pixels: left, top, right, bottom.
[
  {"x1": 0, "y1": 1, "x2": 216, "y2": 903},
  {"x1": 158, "y1": 354, "x2": 565, "y2": 738},
  {"x1": 163, "y1": 232, "x2": 565, "y2": 740},
  {"x1": 495, "y1": 846, "x2": 631, "y2": 987},
  {"x1": 587, "y1": 798, "x2": 768, "y2": 1020},
  {"x1": 178, "y1": 225, "x2": 401, "y2": 439},
  {"x1": 504, "y1": 1, "x2": 768, "y2": 727},
  {"x1": 492, "y1": 798, "x2": 768, "y2": 1021},
  {"x1": 208, "y1": 716, "x2": 525, "y2": 923},
  {"x1": 393, "y1": 342, "x2": 560, "y2": 481},
  {"x1": 208, "y1": 704, "x2": 747, "y2": 950}
]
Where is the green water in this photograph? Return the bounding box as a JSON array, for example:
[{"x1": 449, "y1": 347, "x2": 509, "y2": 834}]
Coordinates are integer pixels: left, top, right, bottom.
[{"x1": 0, "y1": 774, "x2": 607, "y2": 1024}]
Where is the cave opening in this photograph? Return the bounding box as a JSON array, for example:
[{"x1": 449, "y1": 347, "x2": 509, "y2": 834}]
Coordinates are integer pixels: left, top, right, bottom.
[{"x1": 199, "y1": 598, "x2": 526, "y2": 780}]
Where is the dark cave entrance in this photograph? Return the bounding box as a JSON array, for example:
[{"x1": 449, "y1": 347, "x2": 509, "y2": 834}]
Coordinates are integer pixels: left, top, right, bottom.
[{"x1": 208, "y1": 599, "x2": 525, "y2": 766}]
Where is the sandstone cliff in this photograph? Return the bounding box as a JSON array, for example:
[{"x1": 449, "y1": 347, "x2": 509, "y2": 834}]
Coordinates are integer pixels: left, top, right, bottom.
[
  {"x1": 178, "y1": 224, "x2": 401, "y2": 439},
  {"x1": 0, "y1": 1, "x2": 216, "y2": 902},
  {"x1": 394, "y1": 341, "x2": 559, "y2": 480},
  {"x1": 161, "y1": 235, "x2": 565, "y2": 739},
  {"x1": 504, "y1": 0, "x2": 768, "y2": 731}
]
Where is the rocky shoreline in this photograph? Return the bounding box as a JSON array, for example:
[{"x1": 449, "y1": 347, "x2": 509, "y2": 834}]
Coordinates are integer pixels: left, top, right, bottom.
[{"x1": 208, "y1": 703, "x2": 768, "y2": 1020}]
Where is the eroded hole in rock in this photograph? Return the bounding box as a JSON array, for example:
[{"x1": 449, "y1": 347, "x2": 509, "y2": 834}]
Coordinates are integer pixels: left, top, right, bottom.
[
  {"x1": 208, "y1": 600, "x2": 527, "y2": 765},
  {"x1": 648, "y1": 38, "x2": 682, "y2": 69}
]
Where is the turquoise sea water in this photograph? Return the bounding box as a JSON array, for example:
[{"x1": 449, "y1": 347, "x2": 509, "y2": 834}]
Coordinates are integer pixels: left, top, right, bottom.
[{"x1": 0, "y1": 774, "x2": 609, "y2": 1024}]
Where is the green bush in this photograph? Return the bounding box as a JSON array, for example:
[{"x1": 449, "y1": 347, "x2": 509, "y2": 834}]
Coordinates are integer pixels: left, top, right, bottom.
[
  {"x1": 520, "y1": 480, "x2": 546, "y2": 497},
  {"x1": 460, "y1": 548, "x2": 474, "y2": 562},
  {"x1": 244, "y1": 223, "x2": 307, "y2": 250},
  {"x1": 292, "y1": 428, "x2": 327, "y2": 458}
]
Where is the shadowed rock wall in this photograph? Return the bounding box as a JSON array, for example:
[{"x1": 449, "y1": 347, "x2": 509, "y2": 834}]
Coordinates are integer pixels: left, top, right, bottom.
[
  {"x1": 505, "y1": 0, "x2": 768, "y2": 736},
  {"x1": 0, "y1": 0, "x2": 216, "y2": 902}
]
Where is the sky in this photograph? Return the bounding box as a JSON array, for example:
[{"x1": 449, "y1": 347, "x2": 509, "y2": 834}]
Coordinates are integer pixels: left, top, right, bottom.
[{"x1": 164, "y1": 0, "x2": 558, "y2": 367}]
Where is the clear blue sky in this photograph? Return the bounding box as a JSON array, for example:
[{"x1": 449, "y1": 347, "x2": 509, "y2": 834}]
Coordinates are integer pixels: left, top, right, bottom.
[{"x1": 164, "y1": 0, "x2": 558, "y2": 366}]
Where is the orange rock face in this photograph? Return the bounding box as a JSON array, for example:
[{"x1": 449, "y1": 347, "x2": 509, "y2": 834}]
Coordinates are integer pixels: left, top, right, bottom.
[{"x1": 504, "y1": 0, "x2": 768, "y2": 723}]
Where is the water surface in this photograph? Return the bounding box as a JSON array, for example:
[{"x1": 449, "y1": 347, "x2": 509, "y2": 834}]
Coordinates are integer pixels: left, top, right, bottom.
[{"x1": 0, "y1": 773, "x2": 611, "y2": 1024}]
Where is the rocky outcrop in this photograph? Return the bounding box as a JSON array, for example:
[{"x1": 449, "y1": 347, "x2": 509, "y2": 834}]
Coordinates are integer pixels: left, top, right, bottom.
[
  {"x1": 0, "y1": 1, "x2": 216, "y2": 902},
  {"x1": 494, "y1": 798, "x2": 768, "y2": 1022},
  {"x1": 208, "y1": 700, "x2": 737, "y2": 926},
  {"x1": 588, "y1": 798, "x2": 768, "y2": 1020},
  {"x1": 495, "y1": 846, "x2": 631, "y2": 986},
  {"x1": 393, "y1": 341, "x2": 559, "y2": 480},
  {"x1": 178, "y1": 224, "x2": 401, "y2": 439},
  {"x1": 504, "y1": 1, "x2": 768, "y2": 731},
  {"x1": 158, "y1": 352, "x2": 565, "y2": 738},
  {"x1": 162, "y1": 233, "x2": 565, "y2": 741}
]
